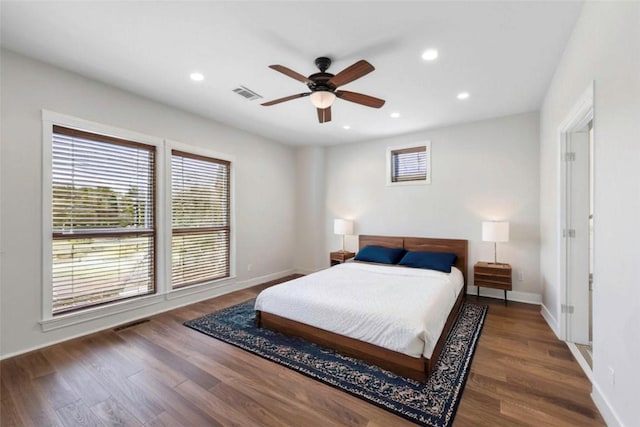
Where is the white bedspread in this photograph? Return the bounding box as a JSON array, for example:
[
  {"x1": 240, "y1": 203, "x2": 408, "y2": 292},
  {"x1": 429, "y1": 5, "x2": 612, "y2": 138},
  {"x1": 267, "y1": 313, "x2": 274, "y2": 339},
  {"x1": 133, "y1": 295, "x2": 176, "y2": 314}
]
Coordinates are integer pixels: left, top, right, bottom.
[{"x1": 254, "y1": 262, "x2": 464, "y2": 359}]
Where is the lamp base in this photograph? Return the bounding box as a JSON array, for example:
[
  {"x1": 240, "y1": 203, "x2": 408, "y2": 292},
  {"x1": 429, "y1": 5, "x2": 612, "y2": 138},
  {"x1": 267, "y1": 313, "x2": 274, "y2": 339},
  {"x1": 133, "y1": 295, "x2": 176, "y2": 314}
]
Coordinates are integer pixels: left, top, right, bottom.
[{"x1": 489, "y1": 242, "x2": 509, "y2": 266}]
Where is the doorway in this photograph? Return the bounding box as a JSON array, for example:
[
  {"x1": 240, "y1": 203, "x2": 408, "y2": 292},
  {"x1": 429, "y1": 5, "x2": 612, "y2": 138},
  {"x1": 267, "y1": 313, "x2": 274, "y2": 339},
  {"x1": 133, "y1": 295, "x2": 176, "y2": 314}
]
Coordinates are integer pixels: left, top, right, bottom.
[{"x1": 559, "y1": 83, "x2": 594, "y2": 376}]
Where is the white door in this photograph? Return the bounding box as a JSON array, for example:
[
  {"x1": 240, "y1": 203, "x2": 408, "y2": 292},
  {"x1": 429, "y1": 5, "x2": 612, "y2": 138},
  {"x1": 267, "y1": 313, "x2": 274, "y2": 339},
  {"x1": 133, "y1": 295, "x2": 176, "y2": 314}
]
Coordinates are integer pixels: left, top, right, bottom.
[{"x1": 565, "y1": 130, "x2": 590, "y2": 345}]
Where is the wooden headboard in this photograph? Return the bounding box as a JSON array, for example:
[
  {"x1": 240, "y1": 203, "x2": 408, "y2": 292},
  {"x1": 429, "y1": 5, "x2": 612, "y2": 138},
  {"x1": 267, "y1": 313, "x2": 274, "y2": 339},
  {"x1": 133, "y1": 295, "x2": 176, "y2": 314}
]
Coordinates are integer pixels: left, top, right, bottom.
[{"x1": 359, "y1": 235, "x2": 468, "y2": 283}]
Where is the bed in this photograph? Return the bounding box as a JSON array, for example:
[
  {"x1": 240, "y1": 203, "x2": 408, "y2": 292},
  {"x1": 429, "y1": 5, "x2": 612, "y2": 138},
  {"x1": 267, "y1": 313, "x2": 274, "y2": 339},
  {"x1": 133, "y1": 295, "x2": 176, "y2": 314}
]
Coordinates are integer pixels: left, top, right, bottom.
[{"x1": 255, "y1": 235, "x2": 468, "y2": 381}]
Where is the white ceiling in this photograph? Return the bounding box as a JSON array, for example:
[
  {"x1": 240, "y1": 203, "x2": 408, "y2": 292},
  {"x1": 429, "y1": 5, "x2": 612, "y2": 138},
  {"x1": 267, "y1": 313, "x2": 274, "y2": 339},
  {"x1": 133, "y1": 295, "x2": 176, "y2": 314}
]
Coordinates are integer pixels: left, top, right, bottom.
[{"x1": 1, "y1": 1, "x2": 583, "y2": 146}]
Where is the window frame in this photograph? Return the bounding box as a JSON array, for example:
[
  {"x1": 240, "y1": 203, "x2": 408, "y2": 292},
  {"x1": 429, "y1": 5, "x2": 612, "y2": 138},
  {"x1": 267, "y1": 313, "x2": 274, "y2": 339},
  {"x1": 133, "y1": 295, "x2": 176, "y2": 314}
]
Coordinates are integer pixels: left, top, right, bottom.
[
  {"x1": 165, "y1": 140, "x2": 235, "y2": 299},
  {"x1": 169, "y1": 145, "x2": 233, "y2": 290},
  {"x1": 50, "y1": 125, "x2": 158, "y2": 315},
  {"x1": 386, "y1": 141, "x2": 432, "y2": 186},
  {"x1": 41, "y1": 111, "x2": 236, "y2": 330}
]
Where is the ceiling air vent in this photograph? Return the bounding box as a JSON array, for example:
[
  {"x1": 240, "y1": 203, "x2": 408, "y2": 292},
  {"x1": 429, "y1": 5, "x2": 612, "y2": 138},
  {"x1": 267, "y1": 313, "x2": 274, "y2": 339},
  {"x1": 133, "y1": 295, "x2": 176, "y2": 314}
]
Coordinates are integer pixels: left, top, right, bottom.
[{"x1": 233, "y1": 85, "x2": 262, "y2": 101}]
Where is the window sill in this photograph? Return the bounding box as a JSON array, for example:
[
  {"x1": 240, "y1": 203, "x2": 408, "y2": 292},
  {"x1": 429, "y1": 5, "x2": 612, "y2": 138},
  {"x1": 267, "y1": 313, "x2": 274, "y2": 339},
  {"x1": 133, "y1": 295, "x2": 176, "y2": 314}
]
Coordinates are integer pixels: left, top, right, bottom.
[
  {"x1": 166, "y1": 275, "x2": 237, "y2": 300},
  {"x1": 40, "y1": 293, "x2": 165, "y2": 332},
  {"x1": 386, "y1": 179, "x2": 431, "y2": 186},
  {"x1": 39, "y1": 275, "x2": 238, "y2": 332}
]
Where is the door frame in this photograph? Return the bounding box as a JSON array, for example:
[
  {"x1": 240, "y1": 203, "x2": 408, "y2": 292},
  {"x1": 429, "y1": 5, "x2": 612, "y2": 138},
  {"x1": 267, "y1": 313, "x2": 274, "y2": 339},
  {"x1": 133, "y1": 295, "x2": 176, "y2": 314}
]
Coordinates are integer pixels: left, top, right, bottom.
[{"x1": 556, "y1": 81, "x2": 594, "y2": 342}]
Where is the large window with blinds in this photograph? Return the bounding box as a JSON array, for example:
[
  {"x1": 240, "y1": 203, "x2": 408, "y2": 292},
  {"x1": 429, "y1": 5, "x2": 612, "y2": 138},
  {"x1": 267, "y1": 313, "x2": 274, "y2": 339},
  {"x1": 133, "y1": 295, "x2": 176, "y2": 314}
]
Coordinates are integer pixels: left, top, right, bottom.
[
  {"x1": 51, "y1": 126, "x2": 156, "y2": 314},
  {"x1": 171, "y1": 150, "x2": 230, "y2": 288},
  {"x1": 387, "y1": 142, "x2": 431, "y2": 185}
]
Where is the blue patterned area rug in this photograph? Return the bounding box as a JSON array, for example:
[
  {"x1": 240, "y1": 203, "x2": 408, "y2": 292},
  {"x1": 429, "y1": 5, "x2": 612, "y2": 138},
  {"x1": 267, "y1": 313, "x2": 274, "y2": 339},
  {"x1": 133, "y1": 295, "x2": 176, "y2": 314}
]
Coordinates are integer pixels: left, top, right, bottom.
[{"x1": 184, "y1": 300, "x2": 487, "y2": 427}]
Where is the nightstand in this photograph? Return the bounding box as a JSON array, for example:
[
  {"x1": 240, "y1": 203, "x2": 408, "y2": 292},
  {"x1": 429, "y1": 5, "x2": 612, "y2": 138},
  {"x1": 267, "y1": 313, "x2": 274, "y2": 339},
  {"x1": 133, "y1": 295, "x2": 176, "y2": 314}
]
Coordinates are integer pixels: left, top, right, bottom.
[
  {"x1": 474, "y1": 261, "x2": 512, "y2": 303},
  {"x1": 330, "y1": 251, "x2": 355, "y2": 266}
]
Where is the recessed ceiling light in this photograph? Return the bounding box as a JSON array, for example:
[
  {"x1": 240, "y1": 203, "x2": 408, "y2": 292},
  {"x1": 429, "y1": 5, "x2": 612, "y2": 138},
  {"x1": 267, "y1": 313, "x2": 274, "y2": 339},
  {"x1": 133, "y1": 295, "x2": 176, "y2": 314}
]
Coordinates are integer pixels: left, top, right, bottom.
[
  {"x1": 190, "y1": 72, "x2": 204, "y2": 82},
  {"x1": 421, "y1": 49, "x2": 439, "y2": 61},
  {"x1": 390, "y1": 112, "x2": 401, "y2": 118},
  {"x1": 457, "y1": 92, "x2": 470, "y2": 100},
  {"x1": 343, "y1": 125, "x2": 351, "y2": 130}
]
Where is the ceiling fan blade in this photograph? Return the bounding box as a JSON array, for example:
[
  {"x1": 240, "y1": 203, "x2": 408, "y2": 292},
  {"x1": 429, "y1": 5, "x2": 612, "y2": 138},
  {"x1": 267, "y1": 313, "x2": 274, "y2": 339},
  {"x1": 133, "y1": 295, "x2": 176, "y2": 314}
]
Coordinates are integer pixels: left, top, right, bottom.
[
  {"x1": 269, "y1": 65, "x2": 313, "y2": 84},
  {"x1": 261, "y1": 92, "x2": 310, "y2": 106},
  {"x1": 335, "y1": 90, "x2": 385, "y2": 108},
  {"x1": 317, "y1": 106, "x2": 332, "y2": 123},
  {"x1": 327, "y1": 60, "x2": 375, "y2": 88}
]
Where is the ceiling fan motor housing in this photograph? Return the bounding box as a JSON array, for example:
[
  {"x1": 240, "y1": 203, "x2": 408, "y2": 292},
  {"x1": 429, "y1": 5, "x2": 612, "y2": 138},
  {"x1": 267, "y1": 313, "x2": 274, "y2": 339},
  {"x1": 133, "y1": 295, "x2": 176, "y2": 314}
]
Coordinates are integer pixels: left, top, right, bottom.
[
  {"x1": 307, "y1": 74, "x2": 334, "y2": 91},
  {"x1": 309, "y1": 57, "x2": 335, "y2": 92}
]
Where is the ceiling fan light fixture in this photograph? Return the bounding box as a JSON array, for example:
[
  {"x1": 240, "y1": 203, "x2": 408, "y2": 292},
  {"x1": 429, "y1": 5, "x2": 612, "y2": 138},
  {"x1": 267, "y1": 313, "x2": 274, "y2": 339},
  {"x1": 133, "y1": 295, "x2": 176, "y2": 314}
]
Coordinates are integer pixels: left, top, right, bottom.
[
  {"x1": 310, "y1": 91, "x2": 336, "y2": 109},
  {"x1": 263, "y1": 58, "x2": 384, "y2": 122}
]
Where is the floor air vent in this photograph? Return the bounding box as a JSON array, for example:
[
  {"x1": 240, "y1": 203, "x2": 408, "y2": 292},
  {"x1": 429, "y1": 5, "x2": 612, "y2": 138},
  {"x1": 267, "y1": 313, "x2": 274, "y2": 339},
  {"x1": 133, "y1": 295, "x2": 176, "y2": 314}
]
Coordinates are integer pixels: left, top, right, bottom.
[
  {"x1": 114, "y1": 319, "x2": 150, "y2": 331},
  {"x1": 233, "y1": 85, "x2": 262, "y2": 101}
]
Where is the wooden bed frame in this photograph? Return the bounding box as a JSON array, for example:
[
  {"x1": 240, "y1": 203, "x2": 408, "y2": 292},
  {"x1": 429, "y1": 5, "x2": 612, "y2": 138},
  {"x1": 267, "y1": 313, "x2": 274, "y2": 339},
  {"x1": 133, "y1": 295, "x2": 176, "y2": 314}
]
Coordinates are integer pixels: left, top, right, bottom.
[{"x1": 255, "y1": 235, "x2": 468, "y2": 382}]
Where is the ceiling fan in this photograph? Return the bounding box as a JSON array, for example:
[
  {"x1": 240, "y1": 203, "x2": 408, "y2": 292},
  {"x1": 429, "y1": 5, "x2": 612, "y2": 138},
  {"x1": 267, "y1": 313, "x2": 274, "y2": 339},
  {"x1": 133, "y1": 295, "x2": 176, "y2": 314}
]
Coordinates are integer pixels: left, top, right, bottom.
[{"x1": 261, "y1": 57, "x2": 385, "y2": 123}]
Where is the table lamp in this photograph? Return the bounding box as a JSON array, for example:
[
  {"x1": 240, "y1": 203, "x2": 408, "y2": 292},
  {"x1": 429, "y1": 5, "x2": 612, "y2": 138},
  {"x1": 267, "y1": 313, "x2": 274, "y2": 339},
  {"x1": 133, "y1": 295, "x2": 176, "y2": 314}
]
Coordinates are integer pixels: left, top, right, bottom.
[
  {"x1": 334, "y1": 219, "x2": 353, "y2": 253},
  {"x1": 482, "y1": 221, "x2": 509, "y2": 264}
]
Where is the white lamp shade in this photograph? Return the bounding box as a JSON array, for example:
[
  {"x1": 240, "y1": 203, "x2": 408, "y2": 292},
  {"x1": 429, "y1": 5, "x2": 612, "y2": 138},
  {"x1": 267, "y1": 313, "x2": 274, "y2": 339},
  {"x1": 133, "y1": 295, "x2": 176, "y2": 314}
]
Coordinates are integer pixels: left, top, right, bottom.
[
  {"x1": 482, "y1": 221, "x2": 509, "y2": 242},
  {"x1": 334, "y1": 219, "x2": 353, "y2": 235},
  {"x1": 310, "y1": 91, "x2": 336, "y2": 109}
]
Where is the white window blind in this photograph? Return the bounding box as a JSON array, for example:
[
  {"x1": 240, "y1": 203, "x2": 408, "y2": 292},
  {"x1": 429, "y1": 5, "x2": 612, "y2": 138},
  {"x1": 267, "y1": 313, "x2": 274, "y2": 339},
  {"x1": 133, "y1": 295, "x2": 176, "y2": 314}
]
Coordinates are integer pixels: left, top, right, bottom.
[
  {"x1": 171, "y1": 150, "x2": 230, "y2": 288},
  {"x1": 391, "y1": 145, "x2": 427, "y2": 182},
  {"x1": 51, "y1": 125, "x2": 156, "y2": 314}
]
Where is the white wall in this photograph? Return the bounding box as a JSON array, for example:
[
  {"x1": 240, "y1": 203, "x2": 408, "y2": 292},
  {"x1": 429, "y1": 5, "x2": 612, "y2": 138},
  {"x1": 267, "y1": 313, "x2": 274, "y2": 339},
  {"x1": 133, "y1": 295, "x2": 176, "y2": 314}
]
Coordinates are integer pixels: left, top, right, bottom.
[
  {"x1": 539, "y1": 2, "x2": 640, "y2": 426},
  {"x1": 0, "y1": 49, "x2": 296, "y2": 358},
  {"x1": 323, "y1": 112, "x2": 541, "y2": 301},
  {"x1": 294, "y1": 146, "x2": 328, "y2": 274}
]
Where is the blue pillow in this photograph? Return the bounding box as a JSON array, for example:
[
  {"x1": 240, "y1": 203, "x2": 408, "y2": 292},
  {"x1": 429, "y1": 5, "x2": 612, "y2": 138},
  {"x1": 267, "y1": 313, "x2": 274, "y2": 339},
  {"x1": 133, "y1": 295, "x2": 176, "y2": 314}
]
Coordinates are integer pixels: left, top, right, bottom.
[
  {"x1": 354, "y1": 245, "x2": 405, "y2": 264},
  {"x1": 398, "y1": 251, "x2": 457, "y2": 273}
]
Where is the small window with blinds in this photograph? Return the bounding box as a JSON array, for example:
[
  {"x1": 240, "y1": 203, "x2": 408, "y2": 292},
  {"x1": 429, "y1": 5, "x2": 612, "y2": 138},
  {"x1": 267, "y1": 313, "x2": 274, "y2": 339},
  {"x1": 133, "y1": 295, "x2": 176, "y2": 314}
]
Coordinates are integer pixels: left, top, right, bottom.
[
  {"x1": 171, "y1": 150, "x2": 230, "y2": 288},
  {"x1": 51, "y1": 125, "x2": 156, "y2": 315},
  {"x1": 387, "y1": 142, "x2": 431, "y2": 185}
]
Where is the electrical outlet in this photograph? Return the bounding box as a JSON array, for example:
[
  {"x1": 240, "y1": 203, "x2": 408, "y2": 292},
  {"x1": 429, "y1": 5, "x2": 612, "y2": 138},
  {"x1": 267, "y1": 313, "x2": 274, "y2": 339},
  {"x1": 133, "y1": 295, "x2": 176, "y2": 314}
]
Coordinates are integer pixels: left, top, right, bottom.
[
  {"x1": 608, "y1": 366, "x2": 615, "y2": 385},
  {"x1": 247, "y1": 264, "x2": 252, "y2": 272},
  {"x1": 517, "y1": 271, "x2": 524, "y2": 281}
]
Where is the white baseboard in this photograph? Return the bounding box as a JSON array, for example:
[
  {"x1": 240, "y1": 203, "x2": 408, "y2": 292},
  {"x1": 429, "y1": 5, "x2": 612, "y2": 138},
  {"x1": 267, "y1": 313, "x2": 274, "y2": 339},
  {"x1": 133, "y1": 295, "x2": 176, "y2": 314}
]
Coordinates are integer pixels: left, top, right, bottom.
[
  {"x1": 466, "y1": 286, "x2": 541, "y2": 305},
  {"x1": 294, "y1": 267, "x2": 319, "y2": 275},
  {"x1": 234, "y1": 269, "x2": 296, "y2": 288},
  {"x1": 540, "y1": 303, "x2": 561, "y2": 339},
  {"x1": 566, "y1": 342, "x2": 593, "y2": 382},
  {"x1": 592, "y1": 380, "x2": 624, "y2": 427}
]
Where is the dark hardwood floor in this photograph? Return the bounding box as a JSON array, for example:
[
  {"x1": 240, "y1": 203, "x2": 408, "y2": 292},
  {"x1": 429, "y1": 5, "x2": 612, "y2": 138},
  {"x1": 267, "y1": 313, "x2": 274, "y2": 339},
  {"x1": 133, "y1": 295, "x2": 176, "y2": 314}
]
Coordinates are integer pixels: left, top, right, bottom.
[{"x1": 1, "y1": 276, "x2": 604, "y2": 426}]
